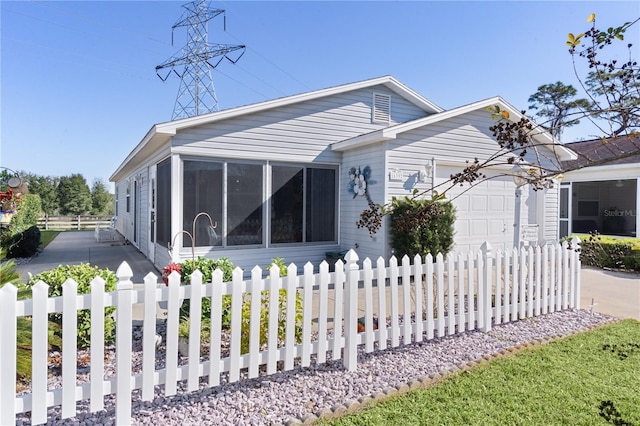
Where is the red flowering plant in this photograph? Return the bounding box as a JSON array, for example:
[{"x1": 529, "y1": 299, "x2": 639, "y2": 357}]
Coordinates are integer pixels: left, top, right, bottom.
[
  {"x1": 161, "y1": 262, "x2": 182, "y2": 286},
  {"x1": 0, "y1": 189, "x2": 21, "y2": 212}
]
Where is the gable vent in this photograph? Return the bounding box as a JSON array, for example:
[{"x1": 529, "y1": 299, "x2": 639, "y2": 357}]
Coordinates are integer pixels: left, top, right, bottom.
[{"x1": 372, "y1": 92, "x2": 391, "y2": 124}]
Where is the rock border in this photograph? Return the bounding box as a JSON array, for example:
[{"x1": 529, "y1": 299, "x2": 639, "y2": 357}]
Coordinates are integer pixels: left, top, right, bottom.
[{"x1": 283, "y1": 321, "x2": 616, "y2": 425}]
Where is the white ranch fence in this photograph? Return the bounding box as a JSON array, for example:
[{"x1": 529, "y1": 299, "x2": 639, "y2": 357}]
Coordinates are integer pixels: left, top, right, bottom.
[{"x1": 0, "y1": 238, "x2": 581, "y2": 425}]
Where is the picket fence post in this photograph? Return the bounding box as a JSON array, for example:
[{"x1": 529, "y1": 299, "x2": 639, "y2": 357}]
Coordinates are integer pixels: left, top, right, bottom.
[
  {"x1": 571, "y1": 237, "x2": 582, "y2": 309},
  {"x1": 343, "y1": 249, "x2": 359, "y2": 372},
  {"x1": 480, "y1": 241, "x2": 493, "y2": 332},
  {"x1": 115, "y1": 261, "x2": 134, "y2": 426},
  {"x1": 0, "y1": 283, "x2": 17, "y2": 425}
]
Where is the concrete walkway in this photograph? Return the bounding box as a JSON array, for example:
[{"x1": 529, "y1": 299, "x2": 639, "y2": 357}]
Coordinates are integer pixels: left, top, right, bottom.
[{"x1": 15, "y1": 230, "x2": 160, "y2": 284}]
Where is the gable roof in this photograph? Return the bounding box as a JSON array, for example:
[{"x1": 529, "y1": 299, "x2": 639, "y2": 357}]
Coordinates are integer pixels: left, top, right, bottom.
[
  {"x1": 331, "y1": 97, "x2": 576, "y2": 161},
  {"x1": 562, "y1": 136, "x2": 640, "y2": 170},
  {"x1": 110, "y1": 76, "x2": 442, "y2": 181}
]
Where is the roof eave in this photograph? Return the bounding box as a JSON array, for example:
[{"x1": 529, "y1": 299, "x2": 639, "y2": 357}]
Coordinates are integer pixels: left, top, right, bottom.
[
  {"x1": 332, "y1": 130, "x2": 394, "y2": 152},
  {"x1": 109, "y1": 126, "x2": 174, "y2": 182}
]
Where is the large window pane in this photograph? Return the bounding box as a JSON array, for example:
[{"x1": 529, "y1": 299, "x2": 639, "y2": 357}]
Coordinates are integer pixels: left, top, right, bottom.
[
  {"x1": 183, "y1": 160, "x2": 223, "y2": 247},
  {"x1": 156, "y1": 158, "x2": 171, "y2": 246},
  {"x1": 271, "y1": 166, "x2": 304, "y2": 243},
  {"x1": 306, "y1": 168, "x2": 336, "y2": 242},
  {"x1": 227, "y1": 163, "x2": 263, "y2": 246}
]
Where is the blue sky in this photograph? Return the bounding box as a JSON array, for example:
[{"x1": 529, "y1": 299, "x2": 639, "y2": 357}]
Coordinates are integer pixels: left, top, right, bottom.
[{"x1": 2, "y1": 1, "x2": 638, "y2": 189}]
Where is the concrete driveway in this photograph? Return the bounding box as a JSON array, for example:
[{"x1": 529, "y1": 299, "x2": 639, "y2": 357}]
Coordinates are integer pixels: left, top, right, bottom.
[
  {"x1": 14, "y1": 230, "x2": 160, "y2": 284},
  {"x1": 579, "y1": 267, "x2": 640, "y2": 320}
]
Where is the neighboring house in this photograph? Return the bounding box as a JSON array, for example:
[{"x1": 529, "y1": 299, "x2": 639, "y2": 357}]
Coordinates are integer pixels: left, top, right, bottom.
[
  {"x1": 560, "y1": 136, "x2": 639, "y2": 238},
  {"x1": 110, "y1": 76, "x2": 574, "y2": 273}
]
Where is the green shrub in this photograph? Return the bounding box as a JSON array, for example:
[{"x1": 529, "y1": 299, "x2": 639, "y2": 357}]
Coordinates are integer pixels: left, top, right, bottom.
[
  {"x1": 9, "y1": 193, "x2": 41, "y2": 234},
  {"x1": 179, "y1": 257, "x2": 237, "y2": 327},
  {"x1": 8, "y1": 225, "x2": 41, "y2": 258},
  {"x1": 28, "y1": 263, "x2": 117, "y2": 348},
  {"x1": 570, "y1": 233, "x2": 640, "y2": 272},
  {"x1": 390, "y1": 196, "x2": 456, "y2": 259}
]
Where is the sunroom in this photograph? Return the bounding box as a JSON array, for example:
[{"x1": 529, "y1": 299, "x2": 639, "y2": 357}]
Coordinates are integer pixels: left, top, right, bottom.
[
  {"x1": 560, "y1": 137, "x2": 640, "y2": 239},
  {"x1": 153, "y1": 155, "x2": 341, "y2": 271}
]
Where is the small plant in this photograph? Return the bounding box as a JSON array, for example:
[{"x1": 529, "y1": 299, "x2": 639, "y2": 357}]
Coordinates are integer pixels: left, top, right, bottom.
[
  {"x1": 161, "y1": 262, "x2": 182, "y2": 285},
  {"x1": 28, "y1": 263, "x2": 117, "y2": 348},
  {"x1": 179, "y1": 256, "x2": 238, "y2": 327},
  {"x1": 239, "y1": 258, "x2": 304, "y2": 354},
  {"x1": 178, "y1": 317, "x2": 211, "y2": 343}
]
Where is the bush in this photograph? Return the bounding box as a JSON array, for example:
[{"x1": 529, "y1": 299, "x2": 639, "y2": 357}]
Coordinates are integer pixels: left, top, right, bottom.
[
  {"x1": 9, "y1": 193, "x2": 41, "y2": 234},
  {"x1": 8, "y1": 225, "x2": 41, "y2": 258},
  {"x1": 390, "y1": 196, "x2": 456, "y2": 259},
  {"x1": 571, "y1": 233, "x2": 640, "y2": 272},
  {"x1": 179, "y1": 257, "x2": 237, "y2": 327},
  {"x1": 28, "y1": 263, "x2": 117, "y2": 348}
]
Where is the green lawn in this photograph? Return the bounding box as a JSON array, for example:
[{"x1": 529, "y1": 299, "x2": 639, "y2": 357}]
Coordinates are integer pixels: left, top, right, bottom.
[
  {"x1": 39, "y1": 230, "x2": 59, "y2": 249},
  {"x1": 323, "y1": 320, "x2": 640, "y2": 425}
]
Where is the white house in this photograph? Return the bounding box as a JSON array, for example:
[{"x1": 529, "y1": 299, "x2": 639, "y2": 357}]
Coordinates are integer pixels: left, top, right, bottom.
[
  {"x1": 559, "y1": 137, "x2": 639, "y2": 238},
  {"x1": 110, "y1": 76, "x2": 574, "y2": 272}
]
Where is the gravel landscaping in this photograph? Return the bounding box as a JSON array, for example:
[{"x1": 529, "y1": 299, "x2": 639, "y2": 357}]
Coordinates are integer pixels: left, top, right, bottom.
[{"x1": 14, "y1": 309, "x2": 616, "y2": 425}]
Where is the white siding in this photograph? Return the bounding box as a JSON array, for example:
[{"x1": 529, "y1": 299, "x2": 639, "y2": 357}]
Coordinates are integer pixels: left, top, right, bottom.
[
  {"x1": 340, "y1": 145, "x2": 387, "y2": 262},
  {"x1": 388, "y1": 110, "x2": 562, "y2": 170},
  {"x1": 171, "y1": 86, "x2": 427, "y2": 164}
]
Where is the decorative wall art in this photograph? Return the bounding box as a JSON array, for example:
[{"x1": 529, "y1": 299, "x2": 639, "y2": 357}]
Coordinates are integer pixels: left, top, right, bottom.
[{"x1": 348, "y1": 166, "x2": 375, "y2": 202}]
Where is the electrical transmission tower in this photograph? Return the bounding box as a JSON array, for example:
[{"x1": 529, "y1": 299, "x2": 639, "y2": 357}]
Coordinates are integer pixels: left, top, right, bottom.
[{"x1": 156, "y1": 0, "x2": 245, "y2": 120}]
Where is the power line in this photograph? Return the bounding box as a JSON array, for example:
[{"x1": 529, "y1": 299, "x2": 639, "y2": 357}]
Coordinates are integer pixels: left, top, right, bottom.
[
  {"x1": 219, "y1": 0, "x2": 312, "y2": 92},
  {"x1": 31, "y1": 0, "x2": 173, "y2": 48}
]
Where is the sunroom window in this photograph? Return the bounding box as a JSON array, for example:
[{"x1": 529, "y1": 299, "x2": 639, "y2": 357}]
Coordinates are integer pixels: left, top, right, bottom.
[
  {"x1": 270, "y1": 165, "x2": 337, "y2": 244},
  {"x1": 183, "y1": 160, "x2": 223, "y2": 247},
  {"x1": 182, "y1": 158, "x2": 337, "y2": 248},
  {"x1": 271, "y1": 166, "x2": 304, "y2": 243},
  {"x1": 227, "y1": 163, "x2": 263, "y2": 246}
]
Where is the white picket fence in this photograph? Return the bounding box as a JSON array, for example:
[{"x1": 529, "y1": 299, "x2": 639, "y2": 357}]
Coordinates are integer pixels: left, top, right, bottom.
[{"x1": 0, "y1": 239, "x2": 581, "y2": 425}]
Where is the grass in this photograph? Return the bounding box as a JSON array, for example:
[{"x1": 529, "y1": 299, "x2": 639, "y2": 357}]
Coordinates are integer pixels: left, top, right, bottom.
[
  {"x1": 322, "y1": 320, "x2": 640, "y2": 426},
  {"x1": 39, "y1": 230, "x2": 59, "y2": 249}
]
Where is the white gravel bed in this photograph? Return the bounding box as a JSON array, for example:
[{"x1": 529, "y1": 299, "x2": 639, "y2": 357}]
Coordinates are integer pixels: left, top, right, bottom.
[{"x1": 15, "y1": 309, "x2": 615, "y2": 426}]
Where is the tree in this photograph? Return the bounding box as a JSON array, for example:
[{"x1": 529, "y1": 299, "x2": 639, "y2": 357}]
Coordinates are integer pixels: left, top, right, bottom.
[
  {"x1": 57, "y1": 174, "x2": 92, "y2": 215},
  {"x1": 23, "y1": 173, "x2": 60, "y2": 215},
  {"x1": 528, "y1": 81, "x2": 590, "y2": 138},
  {"x1": 90, "y1": 178, "x2": 114, "y2": 215},
  {"x1": 358, "y1": 13, "x2": 639, "y2": 236},
  {"x1": 585, "y1": 69, "x2": 640, "y2": 136}
]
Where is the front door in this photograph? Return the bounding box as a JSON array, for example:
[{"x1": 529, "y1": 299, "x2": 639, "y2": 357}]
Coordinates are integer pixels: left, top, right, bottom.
[{"x1": 559, "y1": 183, "x2": 571, "y2": 239}]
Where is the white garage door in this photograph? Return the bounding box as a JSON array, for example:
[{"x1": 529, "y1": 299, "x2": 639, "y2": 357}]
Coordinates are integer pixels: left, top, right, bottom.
[{"x1": 436, "y1": 165, "x2": 524, "y2": 253}]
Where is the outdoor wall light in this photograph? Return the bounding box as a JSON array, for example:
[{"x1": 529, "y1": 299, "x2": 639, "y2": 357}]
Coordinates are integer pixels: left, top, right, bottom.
[
  {"x1": 511, "y1": 163, "x2": 529, "y2": 187},
  {"x1": 418, "y1": 160, "x2": 434, "y2": 183}
]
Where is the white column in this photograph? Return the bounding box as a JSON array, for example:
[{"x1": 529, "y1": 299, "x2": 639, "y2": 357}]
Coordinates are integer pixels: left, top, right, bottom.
[{"x1": 514, "y1": 187, "x2": 522, "y2": 248}]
